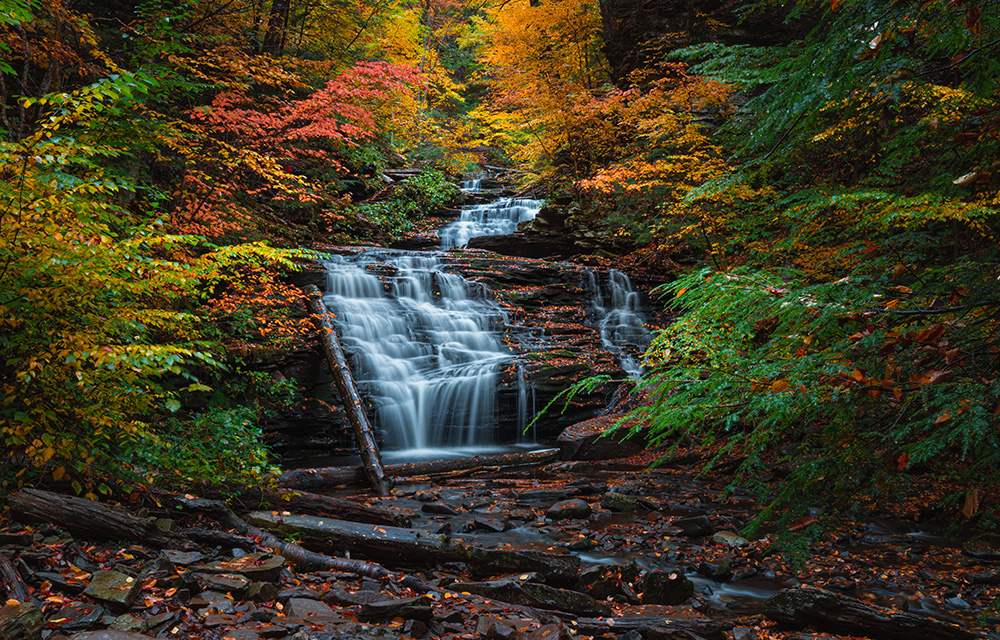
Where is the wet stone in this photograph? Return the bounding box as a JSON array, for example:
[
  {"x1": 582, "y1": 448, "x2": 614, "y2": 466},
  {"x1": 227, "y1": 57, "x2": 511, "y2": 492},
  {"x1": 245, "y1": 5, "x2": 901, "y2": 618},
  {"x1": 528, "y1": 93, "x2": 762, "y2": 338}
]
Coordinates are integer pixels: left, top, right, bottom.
[
  {"x1": 145, "y1": 610, "x2": 181, "y2": 633},
  {"x1": 72, "y1": 632, "x2": 157, "y2": 640},
  {"x1": 198, "y1": 553, "x2": 286, "y2": 582},
  {"x1": 48, "y1": 603, "x2": 105, "y2": 632},
  {"x1": 190, "y1": 590, "x2": 235, "y2": 613},
  {"x1": 248, "y1": 581, "x2": 280, "y2": 602},
  {"x1": 475, "y1": 615, "x2": 523, "y2": 640},
  {"x1": 473, "y1": 516, "x2": 508, "y2": 532},
  {"x1": 641, "y1": 570, "x2": 695, "y2": 605},
  {"x1": 83, "y1": 571, "x2": 141, "y2": 609},
  {"x1": 224, "y1": 630, "x2": 261, "y2": 640},
  {"x1": 673, "y1": 515, "x2": 715, "y2": 537},
  {"x1": 162, "y1": 550, "x2": 205, "y2": 566},
  {"x1": 0, "y1": 602, "x2": 43, "y2": 640},
  {"x1": 204, "y1": 613, "x2": 242, "y2": 628},
  {"x1": 194, "y1": 572, "x2": 251, "y2": 595},
  {"x1": 34, "y1": 570, "x2": 88, "y2": 593},
  {"x1": 546, "y1": 499, "x2": 592, "y2": 520},
  {"x1": 421, "y1": 502, "x2": 461, "y2": 515},
  {"x1": 601, "y1": 492, "x2": 638, "y2": 512},
  {"x1": 109, "y1": 614, "x2": 146, "y2": 633},
  {"x1": 712, "y1": 531, "x2": 749, "y2": 548},
  {"x1": 286, "y1": 597, "x2": 341, "y2": 624},
  {"x1": 323, "y1": 588, "x2": 394, "y2": 606},
  {"x1": 358, "y1": 595, "x2": 433, "y2": 622},
  {"x1": 278, "y1": 585, "x2": 322, "y2": 603}
]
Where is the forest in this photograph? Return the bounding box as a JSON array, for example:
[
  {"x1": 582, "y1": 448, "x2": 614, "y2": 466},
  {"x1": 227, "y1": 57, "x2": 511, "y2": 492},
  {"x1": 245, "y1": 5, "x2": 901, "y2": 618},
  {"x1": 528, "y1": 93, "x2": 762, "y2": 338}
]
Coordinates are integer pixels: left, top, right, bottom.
[{"x1": 1, "y1": 0, "x2": 999, "y2": 639}]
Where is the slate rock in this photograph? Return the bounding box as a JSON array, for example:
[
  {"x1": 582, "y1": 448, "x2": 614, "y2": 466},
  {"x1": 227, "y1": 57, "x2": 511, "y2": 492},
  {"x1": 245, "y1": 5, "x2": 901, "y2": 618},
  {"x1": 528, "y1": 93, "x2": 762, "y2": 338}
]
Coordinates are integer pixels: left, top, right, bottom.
[
  {"x1": 556, "y1": 412, "x2": 645, "y2": 461},
  {"x1": 545, "y1": 499, "x2": 592, "y2": 520},
  {"x1": 48, "y1": 603, "x2": 105, "y2": 632},
  {"x1": 451, "y1": 577, "x2": 611, "y2": 616},
  {"x1": 248, "y1": 581, "x2": 279, "y2": 602},
  {"x1": 672, "y1": 515, "x2": 715, "y2": 537},
  {"x1": 322, "y1": 588, "x2": 394, "y2": 606},
  {"x1": 161, "y1": 550, "x2": 205, "y2": 566},
  {"x1": 204, "y1": 613, "x2": 242, "y2": 628},
  {"x1": 71, "y1": 632, "x2": 155, "y2": 640},
  {"x1": 712, "y1": 531, "x2": 749, "y2": 548},
  {"x1": 109, "y1": 614, "x2": 146, "y2": 633},
  {"x1": 33, "y1": 571, "x2": 88, "y2": 593},
  {"x1": 641, "y1": 570, "x2": 695, "y2": 605},
  {"x1": 308, "y1": 621, "x2": 406, "y2": 639},
  {"x1": 475, "y1": 615, "x2": 523, "y2": 640},
  {"x1": 277, "y1": 585, "x2": 322, "y2": 604},
  {"x1": 223, "y1": 630, "x2": 261, "y2": 640},
  {"x1": 144, "y1": 610, "x2": 181, "y2": 633},
  {"x1": 285, "y1": 597, "x2": 341, "y2": 624},
  {"x1": 189, "y1": 590, "x2": 235, "y2": 613},
  {"x1": 472, "y1": 516, "x2": 508, "y2": 532},
  {"x1": 0, "y1": 602, "x2": 43, "y2": 640},
  {"x1": 83, "y1": 571, "x2": 141, "y2": 609},
  {"x1": 421, "y1": 502, "x2": 460, "y2": 515},
  {"x1": 575, "y1": 560, "x2": 640, "y2": 601},
  {"x1": 358, "y1": 596, "x2": 433, "y2": 622},
  {"x1": 197, "y1": 553, "x2": 286, "y2": 582},
  {"x1": 193, "y1": 572, "x2": 251, "y2": 595},
  {"x1": 601, "y1": 492, "x2": 638, "y2": 512},
  {"x1": 525, "y1": 624, "x2": 572, "y2": 640}
]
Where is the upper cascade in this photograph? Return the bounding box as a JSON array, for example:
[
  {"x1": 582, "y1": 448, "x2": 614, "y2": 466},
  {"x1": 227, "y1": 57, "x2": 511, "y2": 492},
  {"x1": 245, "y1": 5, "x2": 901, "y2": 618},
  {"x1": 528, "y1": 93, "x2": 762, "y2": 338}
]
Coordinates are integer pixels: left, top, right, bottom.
[
  {"x1": 588, "y1": 269, "x2": 651, "y2": 379},
  {"x1": 440, "y1": 197, "x2": 543, "y2": 249},
  {"x1": 321, "y1": 251, "x2": 514, "y2": 454}
]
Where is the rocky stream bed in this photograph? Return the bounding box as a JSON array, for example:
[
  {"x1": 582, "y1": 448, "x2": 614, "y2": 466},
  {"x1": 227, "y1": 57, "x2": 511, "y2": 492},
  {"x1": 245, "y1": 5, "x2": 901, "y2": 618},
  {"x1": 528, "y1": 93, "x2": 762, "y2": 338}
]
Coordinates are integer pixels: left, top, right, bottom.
[{"x1": 3, "y1": 437, "x2": 999, "y2": 640}]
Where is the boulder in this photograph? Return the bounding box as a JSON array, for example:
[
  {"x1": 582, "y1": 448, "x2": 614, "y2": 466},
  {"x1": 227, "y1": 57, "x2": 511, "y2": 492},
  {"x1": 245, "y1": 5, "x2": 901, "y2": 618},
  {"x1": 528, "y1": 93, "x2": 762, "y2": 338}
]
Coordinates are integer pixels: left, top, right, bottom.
[
  {"x1": 546, "y1": 499, "x2": 592, "y2": 520},
  {"x1": 557, "y1": 413, "x2": 646, "y2": 461},
  {"x1": 641, "y1": 570, "x2": 694, "y2": 605},
  {"x1": 601, "y1": 492, "x2": 638, "y2": 512},
  {"x1": 83, "y1": 571, "x2": 141, "y2": 609},
  {"x1": 450, "y1": 577, "x2": 612, "y2": 616}
]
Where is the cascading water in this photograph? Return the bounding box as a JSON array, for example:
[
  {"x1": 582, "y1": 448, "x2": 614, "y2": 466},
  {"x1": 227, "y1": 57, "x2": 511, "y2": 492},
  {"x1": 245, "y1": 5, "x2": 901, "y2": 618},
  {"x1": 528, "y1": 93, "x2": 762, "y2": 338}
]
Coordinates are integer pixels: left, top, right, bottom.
[
  {"x1": 440, "y1": 197, "x2": 543, "y2": 249},
  {"x1": 459, "y1": 178, "x2": 482, "y2": 192},
  {"x1": 588, "y1": 269, "x2": 651, "y2": 378},
  {"x1": 322, "y1": 251, "x2": 512, "y2": 455}
]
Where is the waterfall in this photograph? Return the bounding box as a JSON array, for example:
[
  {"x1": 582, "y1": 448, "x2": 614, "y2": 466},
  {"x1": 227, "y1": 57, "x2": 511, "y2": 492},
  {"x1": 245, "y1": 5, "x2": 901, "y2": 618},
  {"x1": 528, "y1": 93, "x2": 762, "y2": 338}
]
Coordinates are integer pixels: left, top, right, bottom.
[
  {"x1": 322, "y1": 251, "x2": 512, "y2": 453},
  {"x1": 440, "y1": 197, "x2": 543, "y2": 249},
  {"x1": 588, "y1": 269, "x2": 651, "y2": 379},
  {"x1": 459, "y1": 178, "x2": 482, "y2": 192}
]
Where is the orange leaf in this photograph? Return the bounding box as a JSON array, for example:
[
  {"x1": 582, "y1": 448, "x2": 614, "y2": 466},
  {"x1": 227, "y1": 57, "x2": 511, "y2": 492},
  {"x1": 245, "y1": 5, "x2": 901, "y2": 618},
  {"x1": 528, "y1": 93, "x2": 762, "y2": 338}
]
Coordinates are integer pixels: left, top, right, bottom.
[
  {"x1": 934, "y1": 412, "x2": 951, "y2": 424},
  {"x1": 771, "y1": 379, "x2": 791, "y2": 392},
  {"x1": 963, "y1": 488, "x2": 982, "y2": 518}
]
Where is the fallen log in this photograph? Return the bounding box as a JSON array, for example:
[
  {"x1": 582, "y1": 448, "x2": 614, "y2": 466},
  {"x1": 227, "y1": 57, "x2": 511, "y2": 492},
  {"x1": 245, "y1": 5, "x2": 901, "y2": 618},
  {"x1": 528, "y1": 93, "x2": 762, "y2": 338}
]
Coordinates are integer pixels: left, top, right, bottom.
[
  {"x1": 303, "y1": 284, "x2": 390, "y2": 497},
  {"x1": 261, "y1": 488, "x2": 406, "y2": 527},
  {"x1": 573, "y1": 616, "x2": 732, "y2": 640},
  {"x1": 0, "y1": 553, "x2": 32, "y2": 603},
  {"x1": 278, "y1": 447, "x2": 560, "y2": 490},
  {"x1": 763, "y1": 586, "x2": 985, "y2": 640},
  {"x1": 7, "y1": 489, "x2": 186, "y2": 548},
  {"x1": 246, "y1": 510, "x2": 580, "y2": 581}
]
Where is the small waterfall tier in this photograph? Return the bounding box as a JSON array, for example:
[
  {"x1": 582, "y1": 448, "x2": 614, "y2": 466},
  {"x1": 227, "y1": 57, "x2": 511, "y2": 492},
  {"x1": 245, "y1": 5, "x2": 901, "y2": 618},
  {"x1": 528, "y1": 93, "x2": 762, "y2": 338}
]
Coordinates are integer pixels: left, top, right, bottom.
[
  {"x1": 322, "y1": 251, "x2": 515, "y2": 453},
  {"x1": 588, "y1": 269, "x2": 651, "y2": 378},
  {"x1": 440, "y1": 197, "x2": 543, "y2": 249},
  {"x1": 459, "y1": 178, "x2": 482, "y2": 192}
]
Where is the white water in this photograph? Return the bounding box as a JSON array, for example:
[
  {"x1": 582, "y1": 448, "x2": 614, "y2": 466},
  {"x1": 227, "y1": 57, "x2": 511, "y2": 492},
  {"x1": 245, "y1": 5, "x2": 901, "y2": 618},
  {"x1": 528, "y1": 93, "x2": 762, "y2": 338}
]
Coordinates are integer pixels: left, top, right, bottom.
[
  {"x1": 588, "y1": 269, "x2": 650, "y2": 378},
  {"x1": 459, "y1": 178, "x2": 482, "y2": 192},
  {"x1": 322, "y1": 251, "x2": 515, "y2": 452},
  {"x1": 440, "y1": 197, "x2": 543, "y2": 249}
]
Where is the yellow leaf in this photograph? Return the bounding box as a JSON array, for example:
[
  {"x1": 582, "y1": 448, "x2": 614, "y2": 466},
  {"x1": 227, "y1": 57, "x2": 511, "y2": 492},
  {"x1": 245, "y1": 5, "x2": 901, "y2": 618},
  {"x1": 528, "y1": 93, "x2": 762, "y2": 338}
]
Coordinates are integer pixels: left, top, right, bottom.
[
  {"x1": 52, "y1": 466, "x2": 66, "y2": 481},
  {"x1": 770, "y1": 380, "x2": 791, "y2": 392}
]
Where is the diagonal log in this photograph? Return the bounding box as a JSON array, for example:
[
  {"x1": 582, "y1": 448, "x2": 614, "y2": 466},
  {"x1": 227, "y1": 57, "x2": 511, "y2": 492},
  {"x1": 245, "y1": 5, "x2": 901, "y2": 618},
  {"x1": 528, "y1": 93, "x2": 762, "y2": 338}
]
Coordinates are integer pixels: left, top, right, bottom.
[{"x1": 303, "y1": 284, "x2": 390, "y2": 496}]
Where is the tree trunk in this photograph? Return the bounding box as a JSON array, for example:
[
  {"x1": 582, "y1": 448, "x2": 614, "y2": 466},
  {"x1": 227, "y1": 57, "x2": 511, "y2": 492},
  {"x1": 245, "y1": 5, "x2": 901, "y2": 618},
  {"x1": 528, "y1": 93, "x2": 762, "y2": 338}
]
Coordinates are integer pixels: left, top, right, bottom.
[
  {"x1": 7, "y1": 489, "x2": 186, "y2": 548},
  {"x1": 246, "y1": 511, "x2": 581, "y2": 581},
  {"x1": 278, "y1": 447, "x2": 559, "y2": 490},
  {"x1": 303, "y1": 284, "x2": 390, "y2": 496},
  {"x1": 262, "y1": 0, "x2": 290, "y2": 54},
  {"x1": 261, "y1": 488, "x2": 405, "y2": 526}
]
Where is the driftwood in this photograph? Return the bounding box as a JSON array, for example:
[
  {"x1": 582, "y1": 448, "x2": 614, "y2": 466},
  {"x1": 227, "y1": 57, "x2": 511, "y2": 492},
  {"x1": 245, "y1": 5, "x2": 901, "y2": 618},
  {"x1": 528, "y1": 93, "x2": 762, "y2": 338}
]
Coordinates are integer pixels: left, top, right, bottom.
[
  {"x1": 303, "y1": 284, "x2": 390, "y2": 496},
  {"x1": 763, "y1": 587, "x2": 985, "y2": 640},
  {"x1": 574, "y1": 616, "x2": 733, "y2": 640},
  {"x1": 7, "y1": 488, "x2": 185, "y2": 548},
  {"x1": 278, "y1": 447, "x2": 560, "y2": 490},
  {"x1": 246, "y1": 510, "x2": 581, "y2": 581}
]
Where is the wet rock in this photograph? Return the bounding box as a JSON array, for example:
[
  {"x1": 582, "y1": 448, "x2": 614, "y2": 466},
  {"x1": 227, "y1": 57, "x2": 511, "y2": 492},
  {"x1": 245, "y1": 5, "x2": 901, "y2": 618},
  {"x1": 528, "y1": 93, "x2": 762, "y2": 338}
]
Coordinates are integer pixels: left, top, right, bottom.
[
  {"x1": 49, "y1": 602, "x2": 105, "y2": 632},
  {"x1": 33, "y1": 570, "x2": 88, "y2": 593},
  {"x1": 732, "y1": 628, "x2": 760, "y2": 640},
  {"x1": 673, "y1": 515, "x2": 715, "y2": 537},
  {"x1": 969, "y1": 569, "x2": 1000, "y2": 585},
  {"x1": 358, "y1": 595, "x2": 433, "y2": 622},
  {"x1": 83, "y1": 571, "x2": 141, "y2": 609},
  {"x1": 525, "y1": 624, "x2": 572, "y2": 640},
  {"x1": 451, "y1": 577, "x2": 612, "y2": 616},
  {"x1": 190, "y1": 590, "x2": 235, "y2": 613},
  {"x1": 277, "y1": 585, "x2": 323, "y2": 603},
  {"x1": 698, "y1": 558, "x2": 733, "y2": 581},
  {"x1": 402, "y1": 619, "x2": 427, "y2": 638},
  {"x1": 204, "y1": 613, "x2": 242, "y2": 628},
  {"x1": 712, "y1": 531, "x2": 749, "y2": 548},
  {"x1": 308, "y1": 621, "x2": 407, "y2": 639},
  {"x1": 641, "y1": 570, "x2": 695, "y2": 605},
  {"x1": 109, "y1": 614, "x2": 146, "y2": 633},
  {"x1": 162, "y1": 550, "x2": 205, "y2": 566},
  {"x1": 324, "y1": 588, "x2": 394, "y2": 606},
  {"x1": 72, "y1": 632, "x2": 157, "y2": 640},
  {"x1": 0, "y1": 602, "x2": 43, "y2": 640},
  {"x1": 520, "y1": 489, "x2": 570, "y2": 502},
  {"x1": 556, "y1": 413, "x2": 645, "y2": 461},
  {"x1": 962, "y1": 539, "x2": 1000, "y2": 560},
  {"x1": 285, "y1": 597, "x2": 341, "y2": 624},
  {"x1": 248, "y1": 581, "x2": 279, "y2": 602},
  {"x1": 223, "y1": 630, "x2": 261, "y2": 640},
  {"x1": 472, "y1": 516, "x2": 508, "y2": 532},
  {"x1": 475, "y1": 615, "x2": 523, "y2": 640},
  {"x1": 575, "y1": 561, "x2": 640, "y2": 601},
  {"x1": 197, "y1": 553, "x2": 286, "y2": 582},
  {"x1": 601, "y1": 492, "x2": 638, "y2": 512},
  {"x1": 546, "y1": 499, "x2": 592, "y2": 520},
  {"x1": 144, "y1": 610, "x2": 181, "y2": 633},
  {"x1": 193, "y1": 572, "x2": 251, "y2": 595},
  {"x1": 421, "y1": 502, "x2": 461, "y2": 515}
]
